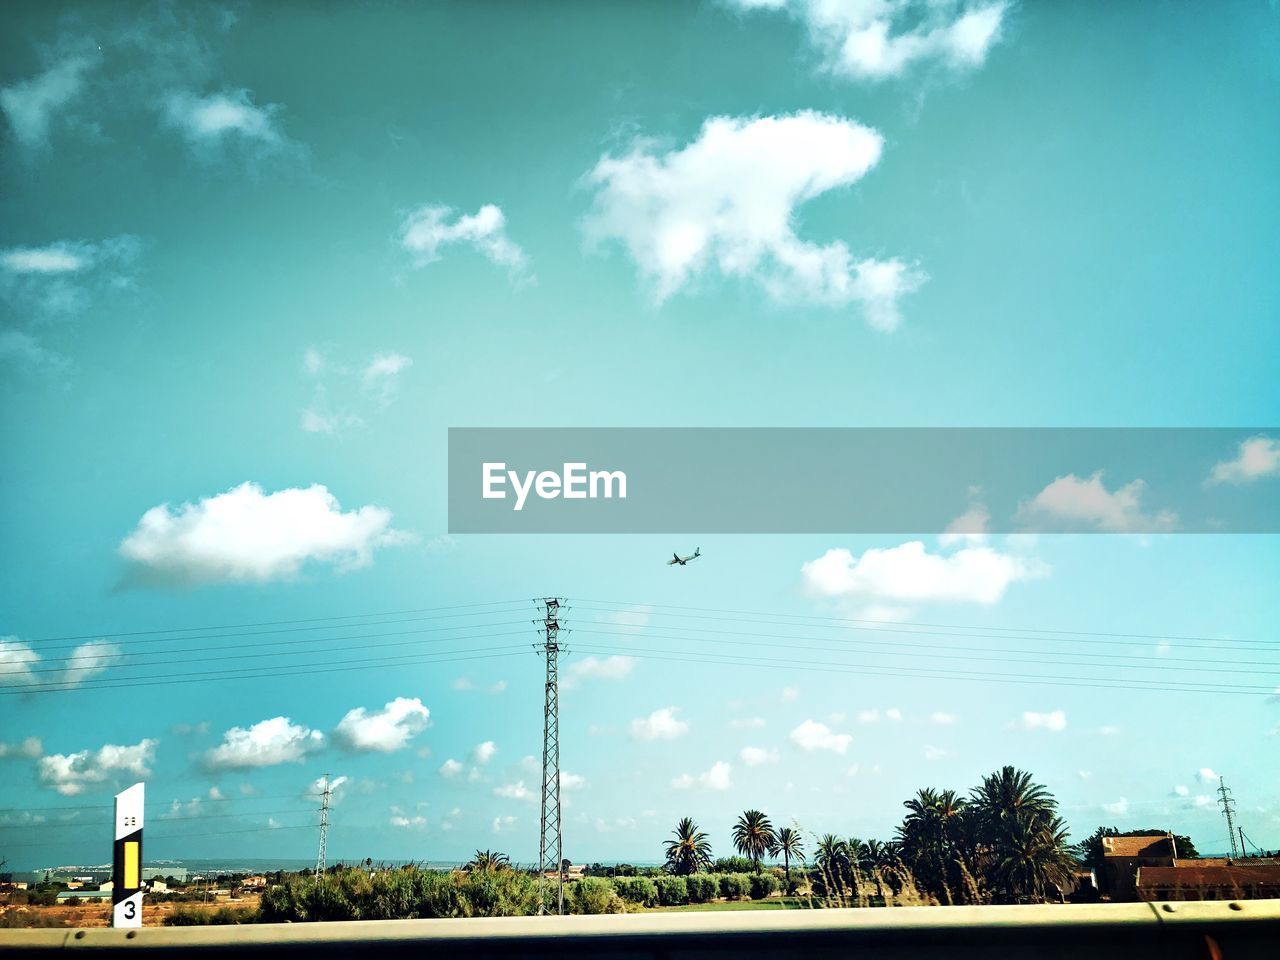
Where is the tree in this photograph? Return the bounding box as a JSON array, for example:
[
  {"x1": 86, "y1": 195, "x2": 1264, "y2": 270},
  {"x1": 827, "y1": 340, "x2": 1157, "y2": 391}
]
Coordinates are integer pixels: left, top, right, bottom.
[
  {"x1": 467, "y1": 850, "x2": 510, "y2": 872},
  {"x1": 897, "y1": 788, "x2": 968, "y2": 902},
  {"x1": 664, "y1": 817, "x2": 713, "y2": 875},
  {"x1": 992, "y1": 812, "x2": 1076, "y2": 903},
  {"x1": 774, "y1": 827, "x2": 805, "y2": 884},
  {"x1": 731, "y1": 810, "x2": 777, "y2": 873}
]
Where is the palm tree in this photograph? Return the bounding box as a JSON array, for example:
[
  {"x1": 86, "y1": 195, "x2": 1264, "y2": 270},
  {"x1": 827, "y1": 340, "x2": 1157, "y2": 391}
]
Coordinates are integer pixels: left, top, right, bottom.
[
  {"x1": 897, "y1": 788, "x2": 967, "y2": 903},
  {"x1": 812, "y1": 833, "x2": 851, "y2": 902},
  {"x1": 774, "y1": 827, "x2": 805, "y2": 885},
  {"x1": 969, "y1": 766, "x2": 1056, "y2": 842},
  {"x1": 732, "y1": 810, "x2": 776, "y2": 873},
  {"x1": 664, "y1": 817, "x2": 713, "y2": 875},
  {"x1": 991, "y1": 812, "x2": 1075, "y2": 902},
  {"x1": 467, "y1": 849, "x2": 510, "y2": 872}
]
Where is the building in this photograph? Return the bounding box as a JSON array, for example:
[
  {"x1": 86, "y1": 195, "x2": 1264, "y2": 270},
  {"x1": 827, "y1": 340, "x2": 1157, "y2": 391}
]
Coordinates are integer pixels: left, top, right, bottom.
[
  {"x1": 1100, "y1": 834, "x2": 1178, "y2": 900},
  {"x1": 1138, "y1": 864, "x2": 1280, "y2": 901}
]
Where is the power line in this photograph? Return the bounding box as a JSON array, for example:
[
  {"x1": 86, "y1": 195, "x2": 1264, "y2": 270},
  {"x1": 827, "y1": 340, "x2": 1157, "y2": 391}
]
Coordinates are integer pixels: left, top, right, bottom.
[
  {"x1": 573, "y1": 626, "x2": 1279, "y2": 677},
  {"x1": 0, "y1": 646, "x2": 532, "y2": 696},
  {"x1": 567, "y1": 641, "x2": 1276, "y2": 695},
  {"x1": 571, "y1": 598, "x2": 1278, "y2": 648},
  {"x1": 25, "y1": 598, "x2": 537, "y2": 645}
]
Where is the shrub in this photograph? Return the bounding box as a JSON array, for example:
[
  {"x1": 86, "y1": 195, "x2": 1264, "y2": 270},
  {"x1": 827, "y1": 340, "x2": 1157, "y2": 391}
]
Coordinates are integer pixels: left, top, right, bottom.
[
  {"x1": 713, "y1": 856, "x2": 755, "y2": 874},
  {"x1": 749, "y1": 873, "x2": 779, "y2": 900},
  {"x1": 165, "y1": 907, "x2": 255, "y2": 926},
  {"x1": 654, "y1": 875, "x2": 689, "y2": 906},
  {"x1": 685, "y1": 874, "x2": 718, "y2": 903},
  {"x1": 611, "y1": 876, "x2": 658, "y2": 907},
  {"x1": 63, "y1": 897, "x2": 81, "y2": 907},
  {"x1": 571, "y1": 877, "x2": 623, "y2": 915},
  {"x1": 457, "y1": 869, "x2": 540, "y2": 918},
  {"x1": 719, "y1": 873, "x2": 751, "y2": 900}
]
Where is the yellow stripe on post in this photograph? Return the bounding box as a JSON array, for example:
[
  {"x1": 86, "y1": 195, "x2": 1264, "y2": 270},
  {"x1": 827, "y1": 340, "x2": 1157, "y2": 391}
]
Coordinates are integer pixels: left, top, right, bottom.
[{"x1": 123, "y1": 841, "x2": 139, "y2": 889}]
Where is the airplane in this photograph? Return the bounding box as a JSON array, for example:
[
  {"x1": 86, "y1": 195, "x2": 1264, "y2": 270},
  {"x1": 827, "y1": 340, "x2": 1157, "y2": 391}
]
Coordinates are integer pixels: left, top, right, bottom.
[{"x1": 667, "y1": 547, "x2": 701, "y2": 566}]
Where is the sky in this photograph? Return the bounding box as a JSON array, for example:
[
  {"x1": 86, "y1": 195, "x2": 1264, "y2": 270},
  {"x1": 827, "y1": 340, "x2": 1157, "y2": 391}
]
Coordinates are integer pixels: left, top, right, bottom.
[{"x1": 1, "y1": 1, "x2": 1278, "y2": 870}]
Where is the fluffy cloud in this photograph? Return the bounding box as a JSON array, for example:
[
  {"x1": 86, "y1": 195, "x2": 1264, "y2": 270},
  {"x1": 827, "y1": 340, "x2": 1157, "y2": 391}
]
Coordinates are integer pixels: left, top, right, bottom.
[
  {"x1": 1208, "y1": 436, "x2": 1280, "y2": 486},
  {"x1": 38, "y1": 739, "x2": 157, "y2": 795},
  {"x1": 0, "y1": 52, "x2": 94, "y2": 148},
  {"x1": 309, "y1": 775, "x2": 348, "y2": 801},
  {"x1": 1019, "y1": 472, "x2": 1176, "y2": 533},
  {"x1": 400, "y1": 203, "x2": 530, "y2": 279},
  {"x1": 471, "y1": 741, "x2": 497, "y2": 765},
  {"x1": 583, "y1": 112, "x2": 924, "y2": 331},
  {"x1": 930, "y1": 712, "x2": 958, "y2": 725},
  {"x1": 118, "y1": 482, "x2": 412, "y2": 586},
  {"x1": 361, "y1": 352, "x2": 412, "y2": 406},
  {"x1": 790, "y1": 719, "x2": 852, "y2": 753},
  {"x1": 631, "y1": 707, "x2": 689, "y2": 741},
  {"x1": 333, "y1": 698, "x2": 429, "y2": 753},
  {"x1": 563, "y1": 654, "x2": 634, "y2": 689},
  {"x1": 438, "y1": 758, "x2": 463, "y2": 779},
  {"x1": 494, "y1": 781, "x2": 534, "y2": 802},
  {"x1": 1018, "y1": 710, "x2": 1066, "y2": 732},
  {"x1": 1196, "y1": 767, "x2": 1219, "y2": 784},
  {"x1": 300, "y1": 347, "x2": 412, "y2": 433},
  {"x1": 672, "y1": 760, "x2": 732, "y2": 791},
  {"x1": 0, "y1": 736, "x2": 43, "y2": 759},
  {"x1": 164, "y1": 89, "x2": 286, "y2": 154},
  {"x1": 802, "y1": 540, "x2": 1045, "y2": 605},
  {"x1": 1102, "y1": 797, "x2": 1129, "y2": 816},
  {"x1": 729, "y1": 0, "x2": 1009, "y2": 80},
  {"x1": 204, "y1": 717, "x2": 323, "y2": 770},
  {"x1": 0, "y1": 637, "x2": 121, "y2": 690},
  {"x1": 739, "y1": 746, "x2": 779, "y2": 767},
  {"x1": 390, "y1": 813, "x2": 427, "y2": 829}
]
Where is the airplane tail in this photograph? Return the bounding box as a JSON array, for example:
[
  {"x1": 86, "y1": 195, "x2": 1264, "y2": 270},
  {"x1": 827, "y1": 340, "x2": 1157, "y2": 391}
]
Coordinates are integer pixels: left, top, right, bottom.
[{"x1": 694, "y1": 547, "x2": 701, "y2": 557}]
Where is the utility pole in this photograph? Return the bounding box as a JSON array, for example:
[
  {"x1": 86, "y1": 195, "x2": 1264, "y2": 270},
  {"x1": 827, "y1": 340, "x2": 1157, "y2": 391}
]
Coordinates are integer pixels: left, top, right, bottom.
[
  {"x1": 315, "y1": 774, "x2": 332, "y2": 875},
  {"x1": 1217, "y1": 776, "x2": 1239, "y2": 859},
  {"x1": 537, "y1": 599, "x2": 566, "y2": 916}
]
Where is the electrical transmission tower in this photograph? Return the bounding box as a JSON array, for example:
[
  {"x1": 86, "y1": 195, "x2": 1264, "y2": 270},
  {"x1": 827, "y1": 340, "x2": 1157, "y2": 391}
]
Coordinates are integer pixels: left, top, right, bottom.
[
  {"x1": 1217, "y1": 776, "x2": 1239, "y2": 859},
  {"x1": 315, "y1": 774, "x2": 332, "y2": 875},
  {"x1": 537, "y1": 599, "x2": 566, "y2": 915}
]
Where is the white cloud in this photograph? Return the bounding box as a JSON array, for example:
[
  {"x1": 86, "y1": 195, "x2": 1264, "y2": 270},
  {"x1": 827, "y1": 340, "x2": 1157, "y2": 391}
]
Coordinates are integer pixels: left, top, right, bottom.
[
  {"x1": 1172, "y1": 785, "x2": 1189, "y2": 797},
  {"x1": 0, "y1": 636, "x2": 121, "y2": 690},
  {"x1": 0, "y1": 330, "x2": 68, "y2": 373},
  {"x1": 562, "y1": 654, "x2": 635, "y2": 690},
  {"x1": 164, "y1": 89, "x2": 285, "y2": 152},
  {"x1": 939, "y1": 503, "x2": 991, "y2": 547},
  {"x1": 205, "y1": 717, "x2": 323, "y2": 770},
  {"x1": 803, "y1": 541, "x2": 1045, "y2": 606},
  {"x1": 492, "y1": 814, "x2": 516, "y2": 833},
  {"x1": 790, "y1": 719, "x2": 852, "y2": 753},
  {"x1": 885, "y1": 707, "x2": 902, "y2": 722},
  {"x1": 729, "y1": 0, "x2": 1010, "y2": 81},
  {"x1": 672, "y1": 760, "x2": 732, "y2": 791},
  {"x1": 930, "y1": 711, "x2": 958, "y2": 725},
  {"x1": 630, "y1": 707, "x2": 689, "y2": 741},
  {"x1": 400, "y1": 203, "x2": 530, "y2": 279},
  {"x1": 857, "y1": 708, "x2": 882, "y2": 724},
  {"x1": 1190, "y1": 795, "x2": 1215, "y2": 809},
  {"x1": 451, "y1": 677, "x2": 474, "y2": 692},
  {"x1": 1196, "y1": 767, "x2": 1219, "y2": 784},
  {"x1": 1102, "y1": 797, "x2": 1130, "y2": 816},
  {"x1": 361, "y1": 352, "x2": 412, "y2": 406},
  {"x1": 560, "y1": 771, "x2": 586, "y2": 791},
  {"x1": 1018, "y1": 710, "x2": 1067, "y2": 732},
  {"x1": 729, "y1": 716, "x2": 766, "y2": 729},
  {"x1": 308, "y1": 775, "x2": 348, "y2": 801},
  {"x1": 471, "y1": 741, "x2": 498, "y2": 765},
  {"x1": 390, "y1": 814, "x2": 427, "y2": 829},
  {"x1": 1019, "y1": 472, "x2": 1176, "y2": 533},
  {"x1": 0, "y1": 736, "x2": 43, "y2": 759},
  {"x1": 923, "y1": 745, "x2": 947, "y2": 761},
  {"x1": 1, "y1": 53, "x2": 94, "y2": 148},
  {"x1": 38, "y1": 739, "x2": 157, "y2": 796},
  {"x1": 119, "y1": 482, "x2": 412, "y2": 586},
  {"x1": 740, "y1": 746, "x2": 779, "y2": 767},
  {"x1": 1, "y1": 245, "x2": 88, "y2": 274},
  {"x1": 601, "y1": 605, "x2": 652, "y2": 633},
  {"x1": 1208, "y1": 436, "x2": 1280, "y2": 486},
  {"x1": 487, "y1": 680, "x2": 507, "y2": 694},
  {"x1": 582, "y1": 111, "x2": 924, "y2": 331},
  {"x1": 333, "y1": 697, "x2": 429, "y2": 753},
  {"x1": 781, "y1": 686, "x2": 799, "y2": 703},
  {"x1": 494, "y1": 781, "x2": 534, "y2": 802},
  {"x1": 438, "y1": 758, "x2": 463, "y2": 779},
  {"x1": 1098, "y1": 725, "x2": 1119, "y2": 736}
]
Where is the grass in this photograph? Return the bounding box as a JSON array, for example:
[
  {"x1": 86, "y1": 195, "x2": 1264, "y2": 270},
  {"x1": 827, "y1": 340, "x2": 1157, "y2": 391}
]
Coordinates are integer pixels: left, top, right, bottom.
[{"x1": 647, "y1": 897, "x2": 810, "y2": 912}]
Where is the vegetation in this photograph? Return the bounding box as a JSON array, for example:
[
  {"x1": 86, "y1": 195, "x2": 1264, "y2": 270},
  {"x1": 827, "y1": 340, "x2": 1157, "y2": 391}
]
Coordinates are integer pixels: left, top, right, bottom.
[
  {"x1": 732, "y1": 809, "x2": 777, "y2": 873},
  {"x1": 164, "y1": 907, "x2": 257, "y2": 926},
  {"x1": 774, "y1": 827, "x2": 805, "y2": 886},
  {"x1": 663, "y1": 817, "x2": 713, "y2": 875}
]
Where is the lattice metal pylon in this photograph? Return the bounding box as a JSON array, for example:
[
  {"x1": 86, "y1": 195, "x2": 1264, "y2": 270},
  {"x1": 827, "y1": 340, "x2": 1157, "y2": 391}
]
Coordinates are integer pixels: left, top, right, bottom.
[
  {"x1": 1217, "y1": 777, "x2": 1239, "y2": 859},
  {"x1": 537, "y1": 599, "x2": 565, "y2": 915},
  {"x1": 315, "y1": 773, "x2": 332, "y2": 875}
]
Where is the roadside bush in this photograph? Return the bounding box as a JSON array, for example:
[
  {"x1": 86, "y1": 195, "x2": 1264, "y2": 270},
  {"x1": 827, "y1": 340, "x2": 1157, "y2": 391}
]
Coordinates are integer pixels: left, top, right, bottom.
[
  {"x1": 719, "y1": 873, "x2": 751, "y2": 901},
  {"x1": 571, "y1": 877, "x2": 623, "y2": 915},
  {"x1": 749, "y1": 873, "x2": 779, "y2": 900},
  {"x1": 456, "y1": 869, "x2": 540, "y2": 918},
  {"x1": 165, "y1": 907, "x2": 255, "y2": 926},
  {"x1": 685, "y1": 874, "x2": 718, "y2": 903},
  {"x1": 654, "y1": 875, "x2": 689, "y2": 906},
  {"x1": 713, "y1": 857, "x2": 755, "y2": 874},
  {"x1": 26, "y1": 890, "x2": 59, "y2": 907},
  {"x1": 611, "y1": 876, "x2": 658, "y2": 907},
  {"x1": 63, "y1": 896, "x2": 81, "y2": 907}
]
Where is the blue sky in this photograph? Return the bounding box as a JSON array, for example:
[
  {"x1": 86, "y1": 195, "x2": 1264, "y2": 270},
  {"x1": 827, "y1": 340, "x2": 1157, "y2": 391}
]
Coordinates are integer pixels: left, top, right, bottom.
[{"x1": 1, "y1": 1, "x2": 1278, "y2": 869}]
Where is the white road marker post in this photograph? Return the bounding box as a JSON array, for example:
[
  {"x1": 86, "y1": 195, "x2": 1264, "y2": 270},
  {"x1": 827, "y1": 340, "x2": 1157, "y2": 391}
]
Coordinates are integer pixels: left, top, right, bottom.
[{"x1": 112, "y1": 782, "x2": 144, "y2": 928}]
